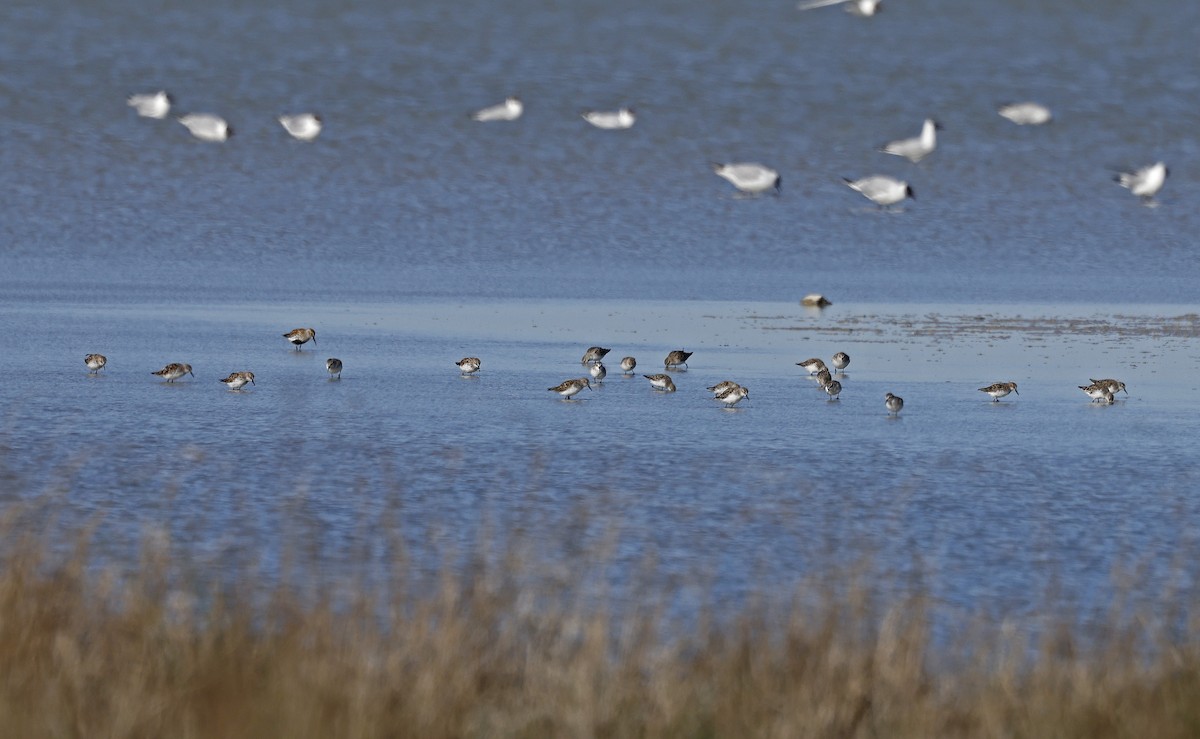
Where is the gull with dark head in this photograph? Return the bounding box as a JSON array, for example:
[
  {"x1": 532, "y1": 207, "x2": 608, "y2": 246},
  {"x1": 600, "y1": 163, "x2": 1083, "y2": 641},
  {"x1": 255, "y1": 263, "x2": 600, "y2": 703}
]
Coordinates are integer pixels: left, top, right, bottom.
[
  {"x1": 472, "y1": 97, "x2": 523, "y2": 122},
  {"x1": 712, "y1": 162, "x2": 781, "y2": 195},
  {"x1": 880, "y1": 119, "x2": 941, "y2": 163},
  {"x1": 844, "y1": 175, "x2": 914, "y2": 208},
  {"x1": 178, "y1": 113, "x2": 233, "y2": 142},
  {"x1": 127, "y1": 90, "x2": 173, "y2": 119},
  {"x1": 279, "y1": 113, "x2": 322, "y2": 141},
  {"x1": 1115, "y1": 162, "x2": 1168, "y2": 203}
]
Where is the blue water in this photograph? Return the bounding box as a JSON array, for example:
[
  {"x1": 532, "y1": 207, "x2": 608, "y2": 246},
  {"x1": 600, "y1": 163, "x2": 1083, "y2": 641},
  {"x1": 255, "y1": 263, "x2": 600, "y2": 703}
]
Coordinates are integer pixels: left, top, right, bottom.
[{"x1": 1, "y1": 0, "x2": 1199, "y2": 623}]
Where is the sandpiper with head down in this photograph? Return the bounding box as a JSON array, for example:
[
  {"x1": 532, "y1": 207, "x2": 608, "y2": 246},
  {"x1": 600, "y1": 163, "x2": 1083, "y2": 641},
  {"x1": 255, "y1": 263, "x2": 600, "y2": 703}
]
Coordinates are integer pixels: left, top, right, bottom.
[
  {"x1": 283, "y1": 328, "x2": 317, "y2": 351},
  {"x1": 581, "y1": 346, "x2": 610, "y2": 365},
  {"x1": 1089, "y1": 378, "x2": 1127, "y2": 396},
  {"x1": 590, "y1": 362, "x2": 607, "y2": 384},
  {"x1": 84, "y1": 354, "x2": 107, "y2": 373},
  {"x1": 978, "y1": 382, "x2": 1019, "y2": 401},
  {"x1": 664, "y1": 350, "x2": 693, "y2": 370},
  {"x1": 823, "y1": 380, "x2": 842, "y2": 400},
  {"x1": 885, "y1": 392, "x2": 904, "y2": 415},
  {"x1": 644, "y1": 374, "x2": 676, "y2": 392},
  {"x1": 796, "y1": 358, "x2": 827, "y2": 375},
  {"x1": 152, "y1": 363, "x2": 193, "y2": 383},
  {"x1": 549, "y1": 377, "x2": 591, "y2": 400},
  {"x1": 327, "y1": 358, "x2": 343, "y2": 379},
  {"x1": 456, "y1": 357, "x2": 481, "y2": 375},
  {"x1": 715, "y1": 384, "x2": 749, "y2": 408},
  {"x1": 1079, "y1": 383, "x2": 1115, "y2": 404},
  {"x1": 620, "y1": 356, "x2": 636, "y2": 374},
  {"x1": 220, "y1": 371, "x2": 255, "y2": 390},
  {"x1": 707, "y1": 380, "x2": 739, "y2": 397}
]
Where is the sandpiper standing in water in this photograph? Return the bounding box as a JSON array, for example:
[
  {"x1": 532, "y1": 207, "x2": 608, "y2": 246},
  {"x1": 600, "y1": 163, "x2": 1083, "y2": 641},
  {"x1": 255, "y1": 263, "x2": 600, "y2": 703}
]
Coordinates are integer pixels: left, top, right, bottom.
[
  {"x1": 796, "y1": 358, "x2": 828, "y2": 375},
  {"x1": 327, "y1": 358, "x2": 344, "y2": 379},
  {"x1": 885, "y1": 392, "x2": 904, "y2": 415},
  {"x1": 1079, "y1": 383, "x2": 1115, "y2": 403},
  {"x1": 283, "y1": 328, "x2": 317, "y2": 351},
  {"x1": 620, "y1": 356, "x2": 637, "y2": 374},
  {"x1": 831, "y1": 352, "x2": 850, "y2": 373},
  {"x1": 590, "y1": 362, "x2": 607, "y2": 384},
  {"x1": 220, "y1": 371, "x2": 255, "y2": 390},
  {"x1": 644, "y1": 374, "x2": 677, "y2": 392},
  {"x1": 978, "y1": 382, "x2": 1019, "y2": 401},
  {"x1": 153, "y1": 363, "x2": 194, "y2": 383},
  {"x1": 1089, "y1": 378, "x2": 1127, "y2": 396},
  {"x1": 823, "y1": 380, "x2": 842, "y2": 400},
  {"x1": 716, "y1": 384, "x2": 749, "y2": 408},
  {"x1": 549, "y1": 378, "x2": 591, "y2": 400},
  {"x1": 456, "y1": 357, "x2": 481, "y2": 375},
  {"x1": 664, "y1": 350, "x2": 693, "y2": 370},
  {"x1": 84, "y1": 354, "x2": 107, "y2": 373},
  {"x1": 581, "y1": 346, "x2": 610, "y2": 365}
]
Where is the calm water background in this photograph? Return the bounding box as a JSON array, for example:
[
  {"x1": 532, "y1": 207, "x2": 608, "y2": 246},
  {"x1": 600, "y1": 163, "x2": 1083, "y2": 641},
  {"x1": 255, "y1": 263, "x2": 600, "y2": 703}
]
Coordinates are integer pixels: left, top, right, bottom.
[{"x1": 2, "y1": 0, "x2": 1199, "y2": 623}]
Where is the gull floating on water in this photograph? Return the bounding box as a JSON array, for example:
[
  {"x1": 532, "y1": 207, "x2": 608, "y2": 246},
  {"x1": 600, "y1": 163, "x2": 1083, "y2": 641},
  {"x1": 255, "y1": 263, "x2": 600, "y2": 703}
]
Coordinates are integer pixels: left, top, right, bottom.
[
  {"x1": 1114, "y1": 161, "x2": 1167, "y2": 202},
  {"x1": 712, "y1": 162, "x2": 781, "y2": 195},
  {"x1": 279, "y1": 113, "x2": 322, "y2": 141},
  {"x1": 471, "y1": 97, "x2": 523, "y2": 122},
  {"x1": 127, "y1": 90, "x2": 173, "y2": 119},
  {"x1": 581, "y1": 108, "x2": 636, "y2": 130},
  {"x1": 997, "y1": 102, "x2": 1052, "y2": 125},
  {"x1": 178, "y1": 113, "x2": 232, "y2": 142},
  {"x1": 844, "y1": 175, "x2": 914, "y2": 207},
  {"x1": 880, "y1": 119, "x2": 941, "y2": 163},
  {"x1": 797, "y1": 0, "x2": 881, "y2": 16}
]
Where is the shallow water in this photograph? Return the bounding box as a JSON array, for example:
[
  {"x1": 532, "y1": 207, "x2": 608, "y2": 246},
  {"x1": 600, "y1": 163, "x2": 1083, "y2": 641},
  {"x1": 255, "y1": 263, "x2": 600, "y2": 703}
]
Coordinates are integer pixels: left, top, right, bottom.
[{"x1": 1, "y1": 0, "x2": 1199, "y2": 621}]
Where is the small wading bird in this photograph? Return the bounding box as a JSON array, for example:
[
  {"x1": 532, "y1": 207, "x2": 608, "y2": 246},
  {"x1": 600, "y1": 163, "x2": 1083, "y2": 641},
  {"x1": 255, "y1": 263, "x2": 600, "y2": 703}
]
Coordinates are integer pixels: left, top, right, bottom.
[
  {"x1": 589, "y1": 362, "x2": 607, "y2": 384},
  {"x1": 1089, "y1": 378, "x2": 1127, "y2": 395},
  {"x1": 1079, "y1": 383, "x2": 1115, "y2": 404},
  {"x1": 327, "y1": 358, "x2": 344, "y2": 379},
  {"x1": 620, "y1": 356, "x2": 636, "y2": 374},
  {"x1": 716, "y1": 384, "x2": 749, "y2": 407},
  {"x1": 581, "y1": 346, "x2": 610, "y2": 365},
  {"x1": 220, "y1": 371, "x2": 255, "y2": 390},
  {"x1": 84, "y1": 354, "x2": 107, "y2": 373},
  {"x1": 831, "y1": 352, "x2": 850, "y2": 373},
  {"x1": 644, "y1": 374, "x2": 676, "y2": 392},
  {"x1": 885, "y1": 392, "x2": 904, "y2": 415},
  {"x1": 978, "y1": 382, "x2": 1019, "y2": 401},
  {"x1": 283, "y1": 328, "x2": 316, "y2": 350},
  {"x1": 549, "y1": 377, "x2": 591, "y2": 400},
  {"x1": 456, "y1": 357, "x2": 481, "y2": 375},
  {"x1": 796, "y1": 358, "x2": 827, "y2": 375},
  {"x1": 664, "y1": 350, "x2": 693, "y2": 369},
  {"x1": 152, "y1": 363, "x2": 193, "y2": 383}
]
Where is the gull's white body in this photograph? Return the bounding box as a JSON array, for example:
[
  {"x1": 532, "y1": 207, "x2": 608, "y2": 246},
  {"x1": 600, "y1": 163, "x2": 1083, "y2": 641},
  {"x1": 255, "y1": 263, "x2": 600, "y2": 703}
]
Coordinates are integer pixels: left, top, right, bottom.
[
  {"x1": 712, "y1": 163, "x2": 781, "y2": 194},
  {"x1": 998, "y1": 102, "x2": 1052, "y2": 125},
  {"x1": 178, "y1": 113, "x2": 231, "y2": 142},
  {"x1": 128, "y1": 90, "x2": 172, "y2": 119},
  {"x1": 581, "y1": 108, "x2": 636, "y2": 130},
  {"x1": 844, "y1": 175, "x2": 914, "y2": 206},
  {"x1": 797, "y1": 0, "x2": 880, "y2": 16},
  {"x1": 1116, "y1": 162, "x2": 1167, "y2": 200},
  {"x1": 472, "y1": 97, "x2": 523, "y2": 122},
  {"x1": 279, "y1": 113, "x2": 322, "y2": 141},
  {"x1": 881, "y1": 119, "x2": 939, "y2": 163}
]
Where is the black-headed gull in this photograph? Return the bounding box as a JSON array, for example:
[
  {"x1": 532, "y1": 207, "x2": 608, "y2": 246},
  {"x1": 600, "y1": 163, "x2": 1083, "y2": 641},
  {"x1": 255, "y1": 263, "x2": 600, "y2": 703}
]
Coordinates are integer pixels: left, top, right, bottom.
[
  {"x1": 880, "y1": 118, "x2": 941, "y2": 163},
  {"x1": 177, "y1": 113, "x2": 232, "y2": 142},
  {"x1": 127, "y1": 90, "x2": 173, "y2": 119},
  {"x1": 279, "y1": 113, "x2": 322, "y2": 141},
  {"x1": 712, "y1": 162, "x2": 781, "y2": 195},
  {"x1": 843, "y1": 175, "x2": 914, "y2": 206},
  {"x1": 1114, "y1": 162, "x2": 1168, "y2": 202},
  {"x1": 581, "y1": 108, "x2": 636, "y2": 129}
]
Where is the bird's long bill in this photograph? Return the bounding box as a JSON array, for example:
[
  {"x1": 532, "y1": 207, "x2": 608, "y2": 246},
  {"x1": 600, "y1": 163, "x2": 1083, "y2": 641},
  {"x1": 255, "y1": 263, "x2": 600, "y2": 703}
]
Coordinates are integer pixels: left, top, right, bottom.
[{"x1": 188, "y1": 369, "x2": 195, "y2": 376}]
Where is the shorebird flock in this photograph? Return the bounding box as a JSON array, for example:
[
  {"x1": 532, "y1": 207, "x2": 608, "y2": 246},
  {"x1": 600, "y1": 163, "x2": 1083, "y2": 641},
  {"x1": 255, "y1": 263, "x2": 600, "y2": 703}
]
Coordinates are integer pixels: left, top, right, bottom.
[{"x1": 83, "y1": 331, "x2": 1128, "y2": 411}]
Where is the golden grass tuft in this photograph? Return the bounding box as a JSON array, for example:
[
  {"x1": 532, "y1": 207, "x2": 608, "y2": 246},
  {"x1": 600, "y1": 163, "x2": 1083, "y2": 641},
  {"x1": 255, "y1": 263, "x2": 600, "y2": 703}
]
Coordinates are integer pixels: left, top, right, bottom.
[{"x1": 1, "y1": 521, "x2": 1200, "y2": 737}]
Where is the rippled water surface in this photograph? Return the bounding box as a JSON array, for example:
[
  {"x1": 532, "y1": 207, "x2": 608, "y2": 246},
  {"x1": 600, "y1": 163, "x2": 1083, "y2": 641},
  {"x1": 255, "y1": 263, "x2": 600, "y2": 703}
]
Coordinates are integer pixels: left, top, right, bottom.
[{"x1": 2, "y1": 0, "x2": 1199, "y2": 620}]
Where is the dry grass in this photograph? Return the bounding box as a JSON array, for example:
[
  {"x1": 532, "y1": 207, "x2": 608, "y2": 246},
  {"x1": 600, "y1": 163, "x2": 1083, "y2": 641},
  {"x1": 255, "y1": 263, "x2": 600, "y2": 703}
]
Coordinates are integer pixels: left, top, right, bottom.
[{"x1": 2, "y1": 521, "x2": 1200, "y2": 738}]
